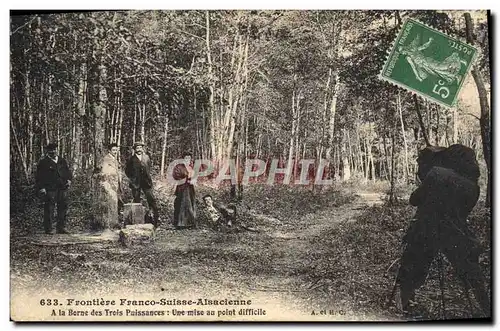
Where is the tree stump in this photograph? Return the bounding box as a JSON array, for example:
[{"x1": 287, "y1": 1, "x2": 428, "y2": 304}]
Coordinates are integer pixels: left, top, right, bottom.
[
  {"x1": 123, "y1": 203, "x2": 145, "y2": 225},
  {"x1": 118, "y1": 223, "x2": 155, "y2": 247}
]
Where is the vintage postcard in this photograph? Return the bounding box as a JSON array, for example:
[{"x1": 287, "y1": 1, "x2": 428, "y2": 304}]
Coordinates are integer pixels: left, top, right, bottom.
[{"x1": 10, "y1": 10, "x2": 491, "y2": 322}]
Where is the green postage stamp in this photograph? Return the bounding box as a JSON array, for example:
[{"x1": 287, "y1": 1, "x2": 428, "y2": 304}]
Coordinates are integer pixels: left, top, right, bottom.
[{"x1": 380, "y1": 18, "x2": 477, "y2": 107}]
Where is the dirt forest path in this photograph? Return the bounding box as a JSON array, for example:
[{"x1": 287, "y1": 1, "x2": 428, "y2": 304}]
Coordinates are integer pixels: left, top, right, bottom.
[
  {"x1": 148, "y1": 191, "x2": 391, "y2": 321},
  {"x1": 11, "y1": 191, "x2": 399, "y2": 322}
]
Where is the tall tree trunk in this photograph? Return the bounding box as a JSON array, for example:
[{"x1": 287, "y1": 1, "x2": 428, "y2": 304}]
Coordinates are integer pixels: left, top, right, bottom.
[
  {"x1": 434, "y1": 105, "x2": 440, "y2": 146},
  {"x1": 11, "y1": 116, "x2": 29, "y2": 181},
  {"x1": 414, "y1": 95, "x2": 430, "y2": 146},
  {"x1": 256, "y1": 133, "x2": 262, "y2": 159},
  {"x1": 325, "y1": 74, "x2": 339, "y2": 161},
  {"x1": 73, "y1": 63, "x2": 86, "y2": 172},
  {"x1": 453, "y1": 107, "x2": 458, "y2": 143},
  {"x1": 347, "y1": 131, "x2": 355, "y2": 175},
  {"x1": 222, "y1": 35, "x2": 238, "y2": 160},
  {"x1": 57, "y1": 120, "x2": 60, "y2": 155},
  {"x1": 201, "y1": 104, "x2": 208, "y2": 160},
  {"x1": 132, "y1": 101, "x2": 137, "y2": 144},
  {"x1": 379, "y1": 139, "x2": 387, "y2": 180},
  {"x1": 445, "y1": 111, "x2": 451, "y2": 146},
  {"x1": 26, "y1": 73, "x2": 33, "y2": 176},
  {"x1": 342, "y1": 130, "x2": 351, "y2": 181},
  {"x1": 206, "y1": 11, "x2": 217, "y2": 163},
  {"x1": 426, "y1": 102, "x2": 433, "y2": 145},
  {"x1": 139, "y1": 102, "x2": 146, "y2": 143},
  {"x1": 398, "y1": 92, "x2": 410, "y2": 183},
  {"x1": 294, "y1": 102, "x2": 301, "y2": 180},
  {"x1": 160, "y1": 115, "x2": 169, "y2": 178},
  {"x1": 94, "y1": 63, "x2": 108, "y2": 168},
  {"x1": 45, "y1": 76, "x2": 52, "y2": 144},
  {"x1": 244, "y1": 116, "x2": 249, "y2": 159},
  {"x1": 92, "y1": 59, "x2": 110, "y2": 230},
  {"x1": 366, "y1": 137, "x2": 371, "y2": 182},
  {"x1": 367, "y1": 136, "x2": 374, "y2": 181},
  {"x1": 389, "y1": 132, "x2": 396, "y2": 204},
  {"x1": 287, "y1": 87, "x2": 299, "y2": 183},
  {"x1": 225, "y1": 34, "x2": 248, "y2": 159},
  {"x1": 356, "y1": 128, "x2": 364, "y2": 178},
  {"x1": 116, "y1": 95, "x2": 124, "y2": 161},
  {"x1": 320, "y1": 67, "x2": 332, "y2": 162},
  {"x1": 383, "y1": 135, "x2": 390, "y2": 181},
  {"x1": 465, "y1": 12, "x2": 491, "y2": 207}
]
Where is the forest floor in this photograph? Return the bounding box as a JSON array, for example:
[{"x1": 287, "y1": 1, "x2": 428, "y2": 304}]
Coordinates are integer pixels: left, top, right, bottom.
[{"x1": 10, "y1": 182, "x2": 490, "y2": 321}]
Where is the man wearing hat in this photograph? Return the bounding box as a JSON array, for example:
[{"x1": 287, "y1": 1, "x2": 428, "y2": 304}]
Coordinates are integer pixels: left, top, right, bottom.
[
  {"x1": 125, "y1": 142, "x2": 159, "y2": 227},
  {"x1": 35, "y1": 142, "x2": 73, "y2": 234}
]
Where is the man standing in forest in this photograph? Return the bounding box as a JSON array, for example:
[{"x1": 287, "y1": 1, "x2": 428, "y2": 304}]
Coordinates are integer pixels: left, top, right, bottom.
[
  {"x1": 125, "y1": 142, "x2": 159, "y2": 228},
  {"x1": 35, "y1": 142, "x2": 72, "y2": 234}
]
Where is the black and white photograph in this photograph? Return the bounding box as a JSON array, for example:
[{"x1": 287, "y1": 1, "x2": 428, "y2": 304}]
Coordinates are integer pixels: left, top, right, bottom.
[{"x1": 9, "y1": 9, "x2": 492, "y2": 322}]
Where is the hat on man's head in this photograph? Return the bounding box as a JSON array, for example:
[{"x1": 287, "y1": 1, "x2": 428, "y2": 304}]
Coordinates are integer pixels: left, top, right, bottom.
[
  {"x1": 133, "y1": 141, "x2": 145, "y2": 148},
  {"x1": 108, "y1": 142, "x2": 119, "y2": 150},
  {"x1": 46, "y1": 143, "x2": 58, "y2": 151}
]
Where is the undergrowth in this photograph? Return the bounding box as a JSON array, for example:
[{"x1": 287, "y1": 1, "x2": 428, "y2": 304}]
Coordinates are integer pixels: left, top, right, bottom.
[{"x1": 306, "y1": 200, "x2": 491, "y2": 320}]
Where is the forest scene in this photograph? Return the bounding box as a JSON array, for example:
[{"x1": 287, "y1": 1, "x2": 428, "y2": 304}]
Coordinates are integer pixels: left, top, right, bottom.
[{"x1": 10, "y1": 10, "x2": 491, "y2": 321}]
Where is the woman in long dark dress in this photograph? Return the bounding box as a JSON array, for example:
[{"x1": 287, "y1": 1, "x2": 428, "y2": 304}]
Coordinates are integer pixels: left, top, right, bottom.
[{"x1": 173, "y1": 153, "x2": 197, "y2": 229}]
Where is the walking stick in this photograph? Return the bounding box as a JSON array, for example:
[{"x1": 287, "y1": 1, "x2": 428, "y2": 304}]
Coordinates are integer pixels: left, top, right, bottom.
[
  {"x1": 437, "y1": 251, "x2": 447, "y2": 319},
  {"x1": 386, "y1": 243, "x2": 406, "y2": 310},
  {"x1": 458, "y1": 274, "x2": 476, "y2": 317}
]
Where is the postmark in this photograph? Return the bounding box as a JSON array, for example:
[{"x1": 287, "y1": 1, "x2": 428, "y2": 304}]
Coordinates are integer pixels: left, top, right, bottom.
[{"x1": 379, "y1": 18, "x2": 477, "y2": 108}]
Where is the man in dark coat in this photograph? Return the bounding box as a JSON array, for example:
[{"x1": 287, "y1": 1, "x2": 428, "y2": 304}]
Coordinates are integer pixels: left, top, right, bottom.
[
  {"x1": 396, "y1": 144, "x2": 489, "y2": 317},
  {"x1": 125, "y1": 142, "x2": 159, "y2": 227},
  {"x1": 35, "y1": 142, "x2": 72, "y2": 234}
]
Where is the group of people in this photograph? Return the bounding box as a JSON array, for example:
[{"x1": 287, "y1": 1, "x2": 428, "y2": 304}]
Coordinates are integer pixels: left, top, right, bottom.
[
  {"x1": 36, "y1": 142, "x2": 195, "y2": 233},
  {"x1": 35, "y1": 141, "x2": 234, "y2": 234}
]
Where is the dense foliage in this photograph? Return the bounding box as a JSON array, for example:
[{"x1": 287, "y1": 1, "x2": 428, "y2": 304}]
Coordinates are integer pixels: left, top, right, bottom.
[{"x1": 10, "y1": 10, "x2": 490, "y2": 198}]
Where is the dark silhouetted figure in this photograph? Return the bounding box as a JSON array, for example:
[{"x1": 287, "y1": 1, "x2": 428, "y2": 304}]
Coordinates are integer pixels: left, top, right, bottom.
[
  {"x1": 35, "y1": 143, "x2": 72, "y2": 234},
  {"x1": 397, "y1": 144, "x2": 490, "y2": 317}
]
